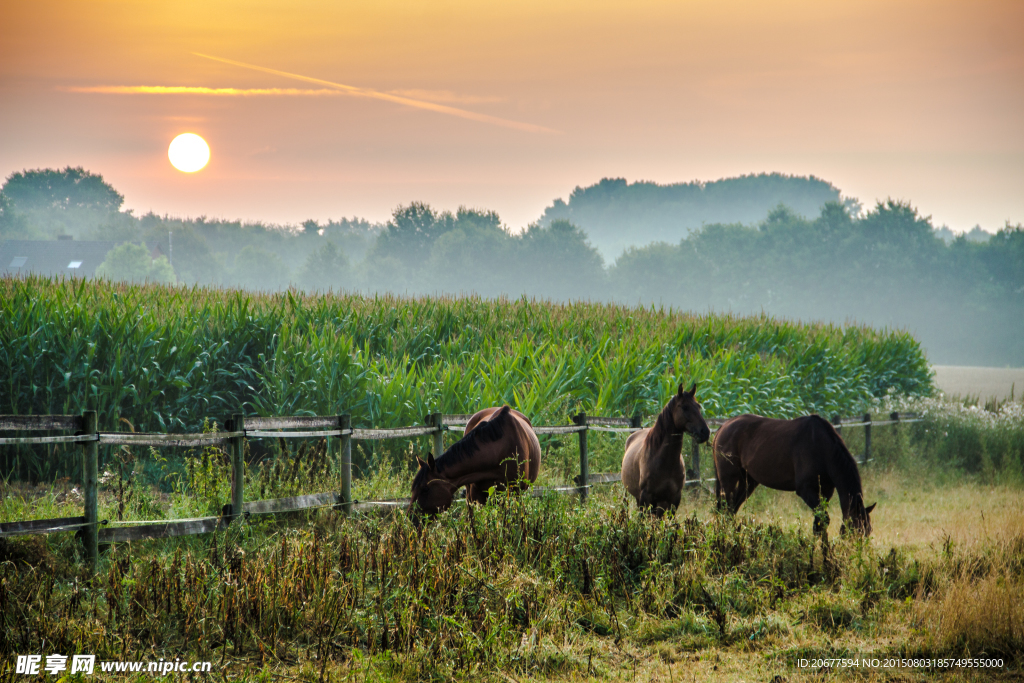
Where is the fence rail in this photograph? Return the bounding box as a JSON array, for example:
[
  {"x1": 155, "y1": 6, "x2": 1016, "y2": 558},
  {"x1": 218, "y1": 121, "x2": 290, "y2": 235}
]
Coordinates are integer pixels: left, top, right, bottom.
[{"x1": 1, "y1": 408, "x2": 922, "y2": 572}]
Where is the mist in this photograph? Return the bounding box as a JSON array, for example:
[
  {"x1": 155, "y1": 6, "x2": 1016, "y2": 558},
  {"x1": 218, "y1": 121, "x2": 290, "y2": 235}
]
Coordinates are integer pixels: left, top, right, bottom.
[{"x1": 2, "y1": 168, "x2": 1021, "y2": 367}]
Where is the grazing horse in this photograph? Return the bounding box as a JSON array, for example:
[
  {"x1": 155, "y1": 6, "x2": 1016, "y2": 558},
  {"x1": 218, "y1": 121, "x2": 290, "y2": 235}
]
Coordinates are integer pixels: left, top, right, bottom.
[
  {"x1": 713, "y1": 414, "x2": 875, "y2": 537},
  {"x1": 409, "y1": 405, "x2": 541, "y2": 519},
  {"x1": 621, "y1": 384, "x2": 711, "y2": 516}
]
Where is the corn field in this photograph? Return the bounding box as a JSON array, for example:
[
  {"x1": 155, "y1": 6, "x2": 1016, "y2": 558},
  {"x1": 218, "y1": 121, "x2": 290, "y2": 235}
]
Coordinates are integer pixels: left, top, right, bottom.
[{"x1": 1, "y1": 276, "x2": 931, "y2": 480}]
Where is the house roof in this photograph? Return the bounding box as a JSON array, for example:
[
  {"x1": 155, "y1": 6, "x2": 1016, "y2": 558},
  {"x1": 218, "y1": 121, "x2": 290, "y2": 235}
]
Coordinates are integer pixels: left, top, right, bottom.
[{"x1": 0, "y1": 239, "x2": 149, "y2": 278}]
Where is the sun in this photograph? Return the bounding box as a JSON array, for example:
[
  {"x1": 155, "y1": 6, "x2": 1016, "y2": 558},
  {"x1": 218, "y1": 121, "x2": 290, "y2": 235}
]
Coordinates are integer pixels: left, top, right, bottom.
[{"x1": 168, "y1": 133, "x2": 210, "y2": 173}]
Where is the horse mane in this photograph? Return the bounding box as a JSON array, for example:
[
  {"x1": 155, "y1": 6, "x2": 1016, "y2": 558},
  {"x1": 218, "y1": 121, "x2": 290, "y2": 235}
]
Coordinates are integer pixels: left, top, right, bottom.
[
  {"x1": 412, "y1": 406, "x2": 512, "y2": 489},
  {"x1": 646, "y1": 395, "x2": 680, "y2": 452},
  {"x1": 808, "y1": 415, "x2": 864, "y2": 502}
]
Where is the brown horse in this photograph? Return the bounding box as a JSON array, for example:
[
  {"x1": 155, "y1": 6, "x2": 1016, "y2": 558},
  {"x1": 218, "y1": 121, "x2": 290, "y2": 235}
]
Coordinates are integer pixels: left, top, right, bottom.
[
  {"x1": 409, "y1": 405, "x2": 541, "y2": 518},
  {"x1": 621, "y1": 384, "x2": 711, "y2": 516},
  {"x1": 713, "y1": 414, "x2": 875, "y2": 537}
]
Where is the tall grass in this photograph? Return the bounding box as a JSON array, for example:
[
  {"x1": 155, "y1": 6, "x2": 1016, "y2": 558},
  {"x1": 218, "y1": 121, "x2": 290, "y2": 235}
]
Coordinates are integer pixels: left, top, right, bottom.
[
  {"x1": 4, "y1": 488, "x2": 1016, "y2": 680},
  {"x1": 0, "y1": 493, "x2": 926, "y2": 674},
  {"x1": 877, "y1": 394, "x2": 1024, "y2": 480}
]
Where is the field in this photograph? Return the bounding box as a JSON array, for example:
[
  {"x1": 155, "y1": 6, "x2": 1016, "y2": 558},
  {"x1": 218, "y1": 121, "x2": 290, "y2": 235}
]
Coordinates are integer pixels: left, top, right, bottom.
[
  {"x1": 2, "y1": 277, "x2": 1022, "y2": 681},
  {"x1": 1, "y1": 276, "x2": 931, "y2": 483},
  {"x1": 2, "y1": 446, "x2": 1022, "y2": 682},
  {"x1": 932, "y1": 365, "x2": 1024, "y2": 403}
]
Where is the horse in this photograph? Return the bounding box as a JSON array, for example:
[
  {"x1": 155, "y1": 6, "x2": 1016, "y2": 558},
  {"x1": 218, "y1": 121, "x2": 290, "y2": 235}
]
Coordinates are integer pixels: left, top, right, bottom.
[
  {"x1": 621, "y1": 383, "x2": 711, "y2": 516},
  {"x1": 409, "y1": 405, "x2": 541, "y2": 519},
  {"x1": 713, "y1": 414, "x2": 875, "y2": 538}
]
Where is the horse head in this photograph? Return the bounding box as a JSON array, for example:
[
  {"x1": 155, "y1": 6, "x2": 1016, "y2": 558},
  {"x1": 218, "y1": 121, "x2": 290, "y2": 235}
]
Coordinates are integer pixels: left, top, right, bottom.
[
  {"x1": 670, "y1": 383, "x2": 711, "y2": 444},
  {"x1": 408, "y1": 453, "x2": 456, "y2": 523},
  {"x1": 841, "y1": 499, "x2": 876, "y2": 537}
]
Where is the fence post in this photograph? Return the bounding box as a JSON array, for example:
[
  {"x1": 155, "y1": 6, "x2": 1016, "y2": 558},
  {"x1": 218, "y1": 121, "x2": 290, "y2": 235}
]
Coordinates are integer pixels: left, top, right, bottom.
[
  {"x1": 890, "y1": 411, "x2": 900, "y2": 446},
  {"x1": 427, "y1": 413, "x2": 444, "y2": 458},
  {"x1": 832, "y1": 414, "x2": 842, "y2": 435},
  {"x1": 339, "y1": 414, "x2": 352, "y2": 514},
  {"x1": 630, "y1": 414, "x2": 641, "y2": 430},
  {"x1": 229, "y1": 414, "x2": 244, "y2": 524},
  {"x1": 862, "y1": 413, "x2": 871, "y2": 464},
  {"x1": 573, "y1": 413, "x2": 588, "y2": 503},
  {"x1": 81, "y1": 410, "x2": 98, "y2": 574}
]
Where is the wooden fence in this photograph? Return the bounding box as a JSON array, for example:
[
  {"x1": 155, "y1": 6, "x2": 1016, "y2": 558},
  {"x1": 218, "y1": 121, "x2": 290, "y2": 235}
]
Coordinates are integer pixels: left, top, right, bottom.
[{"x1": 0, "y1": 409, "x2": 919, "y2": 573}]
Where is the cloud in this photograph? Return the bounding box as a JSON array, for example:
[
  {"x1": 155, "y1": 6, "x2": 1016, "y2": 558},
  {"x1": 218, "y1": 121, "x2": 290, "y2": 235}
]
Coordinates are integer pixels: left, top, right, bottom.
[
  {"x1": 192, "y1": 53, "x2": 557, "y2": 134},
  {"x1": 65, "y1": 85, "x2": 344, "y2": 96},
  {"x1": 387, "y1": 89, "x2": 505, "y2": 105}
]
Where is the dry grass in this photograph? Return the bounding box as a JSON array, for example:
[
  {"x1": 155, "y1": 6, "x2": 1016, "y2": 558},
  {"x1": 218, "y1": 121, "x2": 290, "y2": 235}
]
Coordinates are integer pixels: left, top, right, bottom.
[
  {"x1": 915, "y1": 567, "x2": 1024, "y2": 659},
  {"x1": 687, "y1": 467, "x2": 1024, "y2": 555}
]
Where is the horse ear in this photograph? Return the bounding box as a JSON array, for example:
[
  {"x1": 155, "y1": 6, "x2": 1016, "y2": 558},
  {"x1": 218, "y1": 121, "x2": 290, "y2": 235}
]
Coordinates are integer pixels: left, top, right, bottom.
[
  {"x1": 677, "y1": 383, "x2": 684, "y2": 395},
  {"x1": 865, "y1": 502, "x2": 876, "y2": 514},
  {"x1": 415, "y1": 456, "x2": 427, "y2": 470},
  {"x1": 688, "y1": 382, "x2": 697, "y2": 396},
  {"x1": 427, "y1": 453, "x2": 436, "y2": 470}
]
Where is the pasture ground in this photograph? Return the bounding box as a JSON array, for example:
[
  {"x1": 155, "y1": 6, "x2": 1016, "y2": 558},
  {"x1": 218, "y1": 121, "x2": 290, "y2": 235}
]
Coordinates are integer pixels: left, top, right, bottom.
[
  {"x1": 2, "y1": 467, "x2": 1022, "y2": 681},
  {"x1": 932, "y1": 365, "x2": 1024, "y2": 403},
  {"x1": 2, "y1": 397, "x2": 1022, "y2": 682}
]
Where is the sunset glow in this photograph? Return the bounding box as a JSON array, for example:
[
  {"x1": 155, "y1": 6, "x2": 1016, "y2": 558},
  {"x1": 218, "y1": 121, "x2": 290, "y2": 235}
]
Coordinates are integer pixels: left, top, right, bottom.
[{"x1": 1, "y1": 0, "x2": 1021, "y2": 230}]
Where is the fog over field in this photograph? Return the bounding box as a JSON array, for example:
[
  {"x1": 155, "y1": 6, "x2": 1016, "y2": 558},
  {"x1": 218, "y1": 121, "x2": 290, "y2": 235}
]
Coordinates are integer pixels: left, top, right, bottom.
[
  {"x1": 932, "y1": 366, "x2": 1024, "y2": 402},
  {"x1": 2, "y1": 169, "x2": 1021, "y2": 367}
]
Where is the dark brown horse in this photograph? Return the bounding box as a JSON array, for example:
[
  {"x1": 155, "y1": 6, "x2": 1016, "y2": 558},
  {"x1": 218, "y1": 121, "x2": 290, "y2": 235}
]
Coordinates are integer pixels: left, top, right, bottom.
[
  {"x1": 409, "y1": 405, "x2": 541, "y2": 518},
  {"x1": 713, "y1": 414, "x2": 875, "y2": 536},
  {"x1": 621, "y1": 384, "x2": 711, "y2": 516}
]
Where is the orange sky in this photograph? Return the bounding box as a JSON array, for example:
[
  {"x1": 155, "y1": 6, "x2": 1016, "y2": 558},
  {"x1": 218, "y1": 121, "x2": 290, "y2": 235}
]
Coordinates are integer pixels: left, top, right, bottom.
[{"x1": 1, "y1": 0, "x2": 1021, "y2": 233}]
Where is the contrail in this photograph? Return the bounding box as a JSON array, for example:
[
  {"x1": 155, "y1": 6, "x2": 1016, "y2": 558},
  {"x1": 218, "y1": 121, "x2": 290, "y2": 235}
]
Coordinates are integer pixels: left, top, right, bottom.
[
  {"x1": 193, "y1": 52, "x2": 558, "y2": 134},
  {"x1": 66, "y1": 86, "x2": 344, "y2": 96}
]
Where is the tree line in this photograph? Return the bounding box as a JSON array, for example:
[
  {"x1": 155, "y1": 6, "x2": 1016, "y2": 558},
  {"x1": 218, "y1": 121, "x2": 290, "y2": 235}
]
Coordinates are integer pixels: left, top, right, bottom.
[{"x1": 2, "y1": 167, "x2": 1021, "y2": 365}]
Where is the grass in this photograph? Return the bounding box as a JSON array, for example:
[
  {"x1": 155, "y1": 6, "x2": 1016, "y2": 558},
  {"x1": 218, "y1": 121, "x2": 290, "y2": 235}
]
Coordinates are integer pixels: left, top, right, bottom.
[{"x1": 2, "y1": 432, "x2": 1022, "y2": 681}]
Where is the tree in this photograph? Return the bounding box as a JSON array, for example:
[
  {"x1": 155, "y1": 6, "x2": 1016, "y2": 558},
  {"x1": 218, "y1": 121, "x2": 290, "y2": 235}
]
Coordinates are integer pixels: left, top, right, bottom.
[
  {"x1": 137, "y1": 213, "x2": 223, "y2": 285},
  {"x1": 2, "y1": 167, "x2": 126, "y2": 238},
  {"x1": 368, "y1": 202, "x2": 458, "y2": 273},
  {"x1": 299, "y1": 241, "x2": 350, "y2": 292},
  {"x1": 3, "y1": 166, "x2": 124, "y2": 213},
  {"x1": 427, "y1": 208, "x2": 513, "y2": 296},
  {"x1": 95, "y1": 243, "x2": 176, "y2": 284},
  {"x1": 538, "y1": 173, "x2": 843, "y2": 261},
  {"x1": 230, "y1": 245, "x2": 289, "y2": 291},
  {"x1": 0, "y1": 190, "x2": 39, "y2": 239},
  {"x1": 514, "y1": 220, "x2": 606, "y2": 300}
]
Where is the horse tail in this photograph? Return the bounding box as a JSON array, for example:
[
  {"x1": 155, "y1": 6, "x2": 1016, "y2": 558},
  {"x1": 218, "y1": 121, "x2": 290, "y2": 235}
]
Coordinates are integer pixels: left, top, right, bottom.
[
  {"x1": 715, "y1": 470, "x2": 722, "y2": 510},
  {"x1": 712, "y1": 428, "x2": 722, "y2": 510}
]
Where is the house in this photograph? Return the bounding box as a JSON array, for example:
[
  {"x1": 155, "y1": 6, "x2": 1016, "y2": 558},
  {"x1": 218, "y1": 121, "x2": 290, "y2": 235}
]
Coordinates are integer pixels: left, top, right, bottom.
[{"x1": 0, "y1": 238, "x2": 155, "y2": 278}]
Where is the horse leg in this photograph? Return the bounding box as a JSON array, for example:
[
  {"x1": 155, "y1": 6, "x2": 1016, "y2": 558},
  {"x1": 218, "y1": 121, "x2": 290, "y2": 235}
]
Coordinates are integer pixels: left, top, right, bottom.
[
  {"x1": 723, "y1": 472, "x2": 757, "y2": 514},
  {"x1": 715, "y1": 455, "x2": 750, "y2": 514},
  {"x1": 649, "y1": 488, "x2": 682, "y2": 518},
  {"x1": 797, "y1": 479, "x2": 832, "y2": 570},
  {"x1": 668, "y1": 487, "x2": 682, "y2": 515},
  {"x1": 796, "y1": 480, "x2": 829, "y2": 534},
  {"x1": 467, "y1": 479, "x2": 504, "y2": 505},
  {"x1": 817, "y1": 478, "x2": 838, "y2": 574},
  {"x1": 735, "y1": 474, "x2": 758, "y2": 513},
  {"x1": 637, "y1": 488, "x2": 660, "y2": 516},
  {"x1": 466, "y1": 483, "x2": 489, "y2": 505}
]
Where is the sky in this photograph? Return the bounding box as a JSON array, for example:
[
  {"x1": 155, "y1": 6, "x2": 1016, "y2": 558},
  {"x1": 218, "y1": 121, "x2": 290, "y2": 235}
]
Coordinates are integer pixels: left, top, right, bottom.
[{"x1": 1, "y1": 0, "x2": 1022, "y2": 233}]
